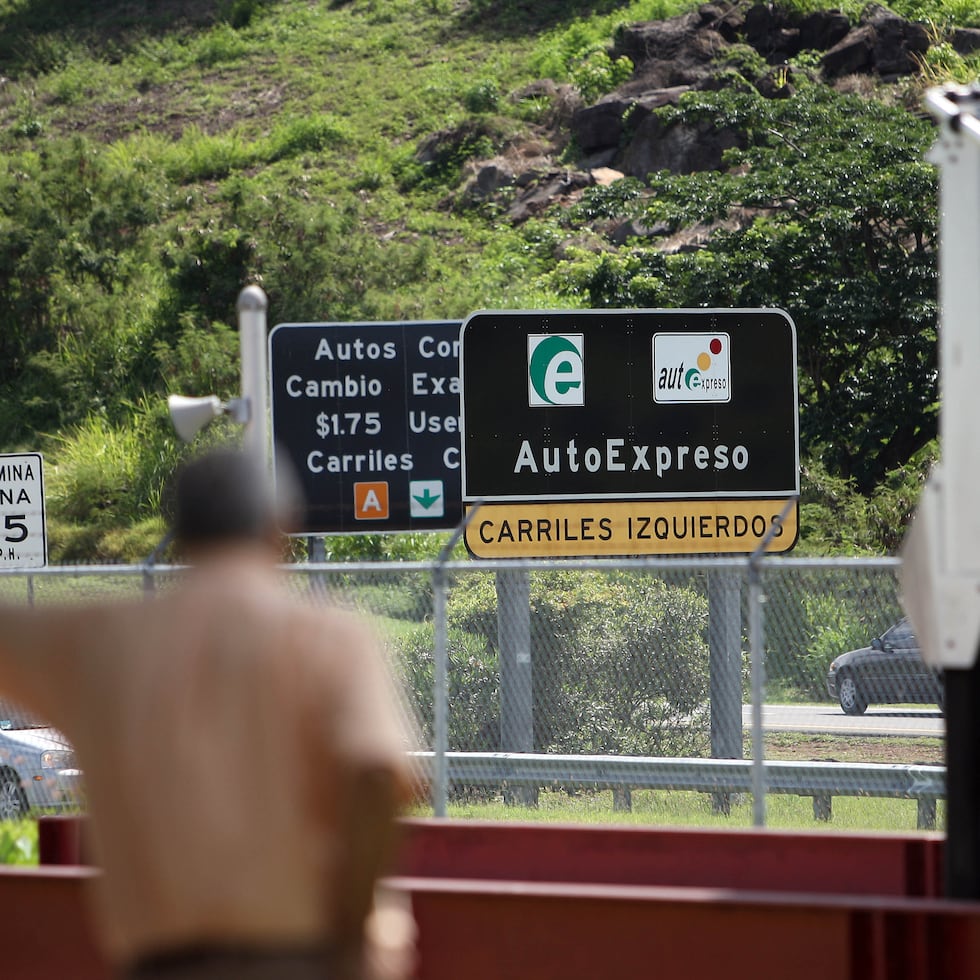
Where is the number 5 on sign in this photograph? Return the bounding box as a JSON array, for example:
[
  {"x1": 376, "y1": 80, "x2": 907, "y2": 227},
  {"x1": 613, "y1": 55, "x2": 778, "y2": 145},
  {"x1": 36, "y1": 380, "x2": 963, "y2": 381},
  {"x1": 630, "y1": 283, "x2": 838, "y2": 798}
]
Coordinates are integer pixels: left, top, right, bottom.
[{"x1": 0, "y1": 453, "x2": 47, "y2": 568}]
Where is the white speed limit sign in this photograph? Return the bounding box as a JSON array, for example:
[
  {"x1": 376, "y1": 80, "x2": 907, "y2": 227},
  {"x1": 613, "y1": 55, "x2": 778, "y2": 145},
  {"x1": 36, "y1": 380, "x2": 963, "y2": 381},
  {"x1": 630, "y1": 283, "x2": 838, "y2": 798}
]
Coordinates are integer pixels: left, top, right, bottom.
[{"x1": 0, "y1": 453, "x2": 47, "y2": 568}]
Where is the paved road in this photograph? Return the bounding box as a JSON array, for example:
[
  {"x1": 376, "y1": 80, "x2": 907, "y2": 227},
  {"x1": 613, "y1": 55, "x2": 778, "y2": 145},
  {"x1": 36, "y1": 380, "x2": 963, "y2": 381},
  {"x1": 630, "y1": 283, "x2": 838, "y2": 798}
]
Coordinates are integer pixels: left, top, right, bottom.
[{"x1": 742, "y1": 703, "x2": 944, "y2": 738}]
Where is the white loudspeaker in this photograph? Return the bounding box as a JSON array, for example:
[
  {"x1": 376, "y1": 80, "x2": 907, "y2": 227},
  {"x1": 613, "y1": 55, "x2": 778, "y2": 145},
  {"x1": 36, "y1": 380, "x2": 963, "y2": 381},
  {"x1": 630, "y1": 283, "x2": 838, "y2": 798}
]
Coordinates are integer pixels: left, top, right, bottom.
[{"x1": 168, "y1": 394, "x2": 225, "y2": 443}]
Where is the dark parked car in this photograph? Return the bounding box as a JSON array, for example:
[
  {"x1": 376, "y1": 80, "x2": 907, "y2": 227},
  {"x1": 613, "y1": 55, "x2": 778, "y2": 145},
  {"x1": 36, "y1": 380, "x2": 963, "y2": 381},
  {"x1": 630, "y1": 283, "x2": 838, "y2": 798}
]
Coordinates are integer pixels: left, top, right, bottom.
[{"x1": 826, "y1": 619, "x2": 944, "y2": 715}]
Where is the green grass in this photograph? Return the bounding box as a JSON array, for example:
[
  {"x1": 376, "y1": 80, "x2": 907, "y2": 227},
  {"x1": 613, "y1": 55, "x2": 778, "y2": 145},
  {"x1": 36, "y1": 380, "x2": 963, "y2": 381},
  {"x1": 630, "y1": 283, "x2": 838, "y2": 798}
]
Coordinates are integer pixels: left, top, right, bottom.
[
  {"x1": 0, "y1": 820, "x2": 37, "y2": 864},
  {"x1": 0, "y1": 570, "x2": 156, "y2": 604},
  {"x1": 0, "y1": 788, "x2": 942, "y2": 870},
  {"x1": 410, "y1": 788, "x2": 944, "y2": 833}
]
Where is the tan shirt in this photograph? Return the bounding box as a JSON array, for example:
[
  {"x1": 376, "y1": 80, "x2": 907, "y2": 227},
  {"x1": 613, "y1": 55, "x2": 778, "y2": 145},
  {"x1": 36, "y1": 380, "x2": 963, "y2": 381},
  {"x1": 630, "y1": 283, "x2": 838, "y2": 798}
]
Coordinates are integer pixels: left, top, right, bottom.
[{"x1": 0, "y1": 552, "x2": 412, "y2": 967}]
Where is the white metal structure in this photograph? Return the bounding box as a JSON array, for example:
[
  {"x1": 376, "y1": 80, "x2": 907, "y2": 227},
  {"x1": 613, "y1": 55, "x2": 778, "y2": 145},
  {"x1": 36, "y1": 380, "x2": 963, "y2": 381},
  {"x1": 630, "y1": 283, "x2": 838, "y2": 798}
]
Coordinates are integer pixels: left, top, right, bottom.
[
  {"x1": 165, "y1": 286, "x2": 270, "y2": 473},
  {"x1": 901, "y1": 85, "x2": 980, "y2": 669}
]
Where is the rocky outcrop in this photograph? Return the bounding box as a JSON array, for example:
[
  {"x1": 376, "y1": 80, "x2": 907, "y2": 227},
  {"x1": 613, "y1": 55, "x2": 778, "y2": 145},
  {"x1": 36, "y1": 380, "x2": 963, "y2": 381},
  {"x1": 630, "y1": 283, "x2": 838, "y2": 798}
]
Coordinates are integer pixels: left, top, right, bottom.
[
  {"x1": 952, "y1": 28, "x2": 980, "y2": 55},
  {"x1": 564, "y1": 2, "x2": 935, "y2": 185},
  {"x1": 612, "y1": 9, "x2": 729, "y2": 90},
  {"x1": 451, "y1": 2, "x2": 938, "y2": 225},
  {"x1": 619, "y1": 109, "x2": 745, "y2": 179},
  {"x1": 821, "y1": 5, "x2": 929, "y2": 79}
]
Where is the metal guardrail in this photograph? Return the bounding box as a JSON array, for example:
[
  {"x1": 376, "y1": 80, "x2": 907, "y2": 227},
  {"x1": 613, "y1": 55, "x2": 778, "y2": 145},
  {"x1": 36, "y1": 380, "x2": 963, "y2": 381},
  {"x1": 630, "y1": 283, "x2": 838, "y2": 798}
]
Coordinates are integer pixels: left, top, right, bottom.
[{"x1": 411, "y1": 752, "x2": 946, "y2": 829}]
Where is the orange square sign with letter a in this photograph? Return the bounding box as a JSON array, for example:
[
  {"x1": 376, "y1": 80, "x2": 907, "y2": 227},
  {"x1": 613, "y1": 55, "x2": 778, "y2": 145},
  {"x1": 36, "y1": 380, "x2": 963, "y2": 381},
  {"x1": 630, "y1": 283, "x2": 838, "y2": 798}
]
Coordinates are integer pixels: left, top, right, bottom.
[{"x1": 354, "y1": 482, "x2": 390, "y2": 520}]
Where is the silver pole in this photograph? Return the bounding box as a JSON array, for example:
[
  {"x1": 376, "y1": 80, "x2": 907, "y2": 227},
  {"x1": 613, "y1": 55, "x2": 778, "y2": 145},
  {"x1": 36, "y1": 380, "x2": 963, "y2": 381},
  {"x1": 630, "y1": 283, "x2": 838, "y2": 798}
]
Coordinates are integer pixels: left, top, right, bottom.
[
  {"x1": 708, "y1": 568, "x2": 743, "y2": 815},
  {"x1": 497, "y1": 567, "x2": 535, "y2": 806},
  {"x1": 432, "y1": 563, "x2": 449, "y2": 817},
  {"x1": 748, "y1": 568, "x2": 765, "y2": 827},
  {"x1": 237, "y1": 286, "x2": 270, "y2": 468},
  {"x1": 431, "y1": 503, "x2": 484, "y2": 817},
  {"x1": 747, "y1": 497, "x2": 797, "y2": 827}
]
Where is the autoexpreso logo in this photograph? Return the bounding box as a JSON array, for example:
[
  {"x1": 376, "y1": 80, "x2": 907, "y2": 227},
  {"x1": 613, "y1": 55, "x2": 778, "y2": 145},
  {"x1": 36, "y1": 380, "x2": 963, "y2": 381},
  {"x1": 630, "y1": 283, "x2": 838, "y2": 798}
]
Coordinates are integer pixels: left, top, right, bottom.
[
  {"x1": 653, "y1": 333, "x2": 731, "y2": 404},
  {"x1": 528, "y1": 333, "x2": 585, "y2": 407}
]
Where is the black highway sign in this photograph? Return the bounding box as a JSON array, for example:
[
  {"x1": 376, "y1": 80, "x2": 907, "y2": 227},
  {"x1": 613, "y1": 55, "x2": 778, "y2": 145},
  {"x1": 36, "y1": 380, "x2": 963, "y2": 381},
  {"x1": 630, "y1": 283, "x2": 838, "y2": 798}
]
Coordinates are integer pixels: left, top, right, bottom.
[
  {"x1": 270, "y1": 321, "x2": 462, "y2": 534},
  {"x1": 461, "y1": 308, "x2": 799, "y2": 503}
]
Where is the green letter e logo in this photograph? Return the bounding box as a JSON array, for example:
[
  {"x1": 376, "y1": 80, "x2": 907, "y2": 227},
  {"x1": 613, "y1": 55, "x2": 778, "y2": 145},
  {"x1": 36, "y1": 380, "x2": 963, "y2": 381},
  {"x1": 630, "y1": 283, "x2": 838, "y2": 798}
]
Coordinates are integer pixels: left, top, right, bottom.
[{"x1": 528, "y1": 334, "x2": 585, "y2": 407}]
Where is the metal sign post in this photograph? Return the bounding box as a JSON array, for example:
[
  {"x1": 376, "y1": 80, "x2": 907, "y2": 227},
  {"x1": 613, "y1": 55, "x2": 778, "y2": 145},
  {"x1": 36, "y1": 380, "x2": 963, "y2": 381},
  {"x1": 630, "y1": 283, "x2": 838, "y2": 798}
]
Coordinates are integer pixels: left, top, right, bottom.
[
  {"x1": 237, "y1": 286, "x2": 270, "y2": 468},
  {"x1": 497, "y1": 566, "x2": 536, "y2": 806}
]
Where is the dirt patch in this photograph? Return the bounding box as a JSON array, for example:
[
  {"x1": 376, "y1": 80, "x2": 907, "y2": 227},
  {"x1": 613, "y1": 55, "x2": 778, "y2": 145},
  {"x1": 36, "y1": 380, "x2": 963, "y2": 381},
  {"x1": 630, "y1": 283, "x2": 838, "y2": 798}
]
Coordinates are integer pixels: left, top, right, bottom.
[
  {"x1": 762, "y1": 734, "x2": 943, "y2": 766},
  {"x1": 50, "y1": 68, "x2": 289, "y2": 143}
]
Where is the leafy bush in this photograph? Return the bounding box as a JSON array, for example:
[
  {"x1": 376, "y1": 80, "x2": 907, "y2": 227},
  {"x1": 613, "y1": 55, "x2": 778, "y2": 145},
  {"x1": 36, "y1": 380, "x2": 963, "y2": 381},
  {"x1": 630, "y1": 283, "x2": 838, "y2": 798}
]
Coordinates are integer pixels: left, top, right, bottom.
[
  {"x1": 891, "y1": 0, "x2": 980, "y2": 28},
  {"x1": 155, "y1": 318, "x2": 241, "y2": 400},
  {"x1": 46, "y1": 398, "x2": 179, "y2": 531},
  {"x1": 570, "y1": 50, "x2": 634, "y2": 103},
  {"x1": 193, "y1": 23, "x2": 250, "y2": 66},
  {"x1": 762, "y1": 560, "x2": 906, "y2": 698},
  {"x1": 565, "y1": 177, "x2": 647, "y2": 222},
  {"x1": 796, "y1": 594, "x2": 881, "y2": 696},
  {"x1": 532, "y1": 19, "x2": 633, "y2": 101},
  {"x1": 388, "y1": 621, "x2": 499, "y2": 751},
  {"x1": 0, "y1": 821, "x2": 36, "y2": 865},
  {"x1": 463, "y1": 79, "x2": 501, "y2": 114},
  {"x1": 445, "y1": 571, "x2": 711, "y2": 757},
  {"x1": 399, "y1": 119, "x2": 503, "y2": 191},
  {"x1": 263, "y1": 115, "x2": 352, "y2": 161}
]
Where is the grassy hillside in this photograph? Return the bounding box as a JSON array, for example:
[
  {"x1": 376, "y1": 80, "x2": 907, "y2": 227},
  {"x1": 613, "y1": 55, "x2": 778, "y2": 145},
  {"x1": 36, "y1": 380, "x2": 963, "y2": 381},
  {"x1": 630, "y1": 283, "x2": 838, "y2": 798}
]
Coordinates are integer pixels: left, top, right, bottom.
[{"x1": 0, "y1": 0, "x2": 973, "y2": 560}]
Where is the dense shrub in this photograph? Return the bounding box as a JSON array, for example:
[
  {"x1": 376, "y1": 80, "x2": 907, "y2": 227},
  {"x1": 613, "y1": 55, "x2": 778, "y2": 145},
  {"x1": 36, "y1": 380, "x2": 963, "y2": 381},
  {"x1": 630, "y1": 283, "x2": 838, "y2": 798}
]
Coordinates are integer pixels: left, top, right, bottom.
[
  {"x1": 401, "y1": 570, "x2": 715, "y2": 757},
  {"x1": 388, "y1": 622, "x2": 499, "y2": 751}
]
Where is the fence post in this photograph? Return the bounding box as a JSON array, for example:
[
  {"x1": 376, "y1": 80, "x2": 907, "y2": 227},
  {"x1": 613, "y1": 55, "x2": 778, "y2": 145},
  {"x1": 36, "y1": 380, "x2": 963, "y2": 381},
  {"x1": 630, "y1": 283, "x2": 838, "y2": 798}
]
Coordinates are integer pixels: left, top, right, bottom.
[
  {"x1": 498, "y1": 567, "x2": 537, "y2": 806},
  {"x1": 747, "y1": 559, "x2": 766, "y2": 827},
  {"x1": 708, "y1": 568, "x2": 742, "y2": 814},
  {"x1": 431, "y1": 505, "x2": 483, "y2": 817},
  {"x1": 918, "y1": 797, "x2": 937, "y2": 831},
  {"x1": 432, "y1": 560, "x2": 449, "y2": 818},
  {"x1": 142, "y1": 529, "x2": 175, "y2": 598},
  {"x1": 307, "y1": 536, "x2": 327, "y2": 598},
  {"x1": 746, "y1": 499, "x2": 797, "y2": 827}
]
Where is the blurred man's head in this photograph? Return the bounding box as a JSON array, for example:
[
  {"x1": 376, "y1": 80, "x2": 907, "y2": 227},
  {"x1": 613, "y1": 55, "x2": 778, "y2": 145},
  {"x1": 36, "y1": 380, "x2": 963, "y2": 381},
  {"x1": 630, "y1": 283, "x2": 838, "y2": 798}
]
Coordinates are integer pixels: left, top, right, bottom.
[{"x1": 170, "y1": 449, "x2": 299, "y2": 557}]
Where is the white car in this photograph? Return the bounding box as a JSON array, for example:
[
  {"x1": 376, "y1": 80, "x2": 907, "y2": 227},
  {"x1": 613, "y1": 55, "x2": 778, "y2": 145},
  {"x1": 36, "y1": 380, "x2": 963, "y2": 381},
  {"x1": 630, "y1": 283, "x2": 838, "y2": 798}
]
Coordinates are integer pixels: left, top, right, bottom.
[{"x1": 0, "y1": 702, "x2": 83, "y2": 820}]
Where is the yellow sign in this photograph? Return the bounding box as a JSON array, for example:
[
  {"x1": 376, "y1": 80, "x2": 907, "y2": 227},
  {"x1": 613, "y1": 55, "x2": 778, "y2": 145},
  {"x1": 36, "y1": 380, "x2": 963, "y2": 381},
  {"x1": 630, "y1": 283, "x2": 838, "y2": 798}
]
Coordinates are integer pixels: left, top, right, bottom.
[{"x1": 465, "y1": 499, "x2": 798, "y2": 558}]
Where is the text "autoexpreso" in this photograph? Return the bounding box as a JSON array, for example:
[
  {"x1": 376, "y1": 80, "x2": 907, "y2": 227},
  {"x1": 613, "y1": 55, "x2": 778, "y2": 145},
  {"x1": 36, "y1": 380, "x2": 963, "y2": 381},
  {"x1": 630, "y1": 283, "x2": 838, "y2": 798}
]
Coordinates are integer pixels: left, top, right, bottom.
[{"x1": 513, "y1": 438, "x2": 749, "y2": 477}]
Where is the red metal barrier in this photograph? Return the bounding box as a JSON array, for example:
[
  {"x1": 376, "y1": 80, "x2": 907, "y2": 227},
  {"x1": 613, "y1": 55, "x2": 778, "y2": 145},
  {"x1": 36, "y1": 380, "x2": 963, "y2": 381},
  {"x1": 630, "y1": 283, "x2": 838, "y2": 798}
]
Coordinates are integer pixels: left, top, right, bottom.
[
  {"x1": 397, "y1": 818, "x2": 946, "y2": 897},
  {"x1": 401, "y1": 876, "x2": 980, "y2": 980},
  {"x1": 43, "y1": 816, "x2": 947, "y2": 897},
  {"x1": 17, "y1": 818, "x2": 980, "y2": 980},
  {"x1": 0, "y1": 866, "x2": 107, "y2": 980},
  {"x1": 37, "y1": 814, "x2": 85, "y2": 866}
]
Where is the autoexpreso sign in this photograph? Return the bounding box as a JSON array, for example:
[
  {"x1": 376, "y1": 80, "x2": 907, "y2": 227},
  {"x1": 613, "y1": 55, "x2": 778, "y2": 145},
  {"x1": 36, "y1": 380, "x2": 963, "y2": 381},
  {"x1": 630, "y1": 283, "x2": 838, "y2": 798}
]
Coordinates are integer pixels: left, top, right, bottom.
[{"x1": 460, "y1": 309, "x2": 799, "y2": 502}]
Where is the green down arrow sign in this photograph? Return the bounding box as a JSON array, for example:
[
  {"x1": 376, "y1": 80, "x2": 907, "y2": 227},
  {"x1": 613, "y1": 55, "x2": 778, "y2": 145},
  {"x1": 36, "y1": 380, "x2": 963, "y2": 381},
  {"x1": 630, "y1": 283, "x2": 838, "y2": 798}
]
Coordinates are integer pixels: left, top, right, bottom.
[{"x1": 413, "y1": 488, "x2": 441, "y2": 509}]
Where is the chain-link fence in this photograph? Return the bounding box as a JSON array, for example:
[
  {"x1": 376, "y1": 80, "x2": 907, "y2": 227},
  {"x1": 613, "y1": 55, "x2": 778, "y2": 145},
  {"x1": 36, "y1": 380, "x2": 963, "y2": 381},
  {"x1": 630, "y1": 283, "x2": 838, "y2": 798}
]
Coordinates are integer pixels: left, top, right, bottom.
[{"x1": 0, "y1": 556, "x2": 945, "y2": 833}]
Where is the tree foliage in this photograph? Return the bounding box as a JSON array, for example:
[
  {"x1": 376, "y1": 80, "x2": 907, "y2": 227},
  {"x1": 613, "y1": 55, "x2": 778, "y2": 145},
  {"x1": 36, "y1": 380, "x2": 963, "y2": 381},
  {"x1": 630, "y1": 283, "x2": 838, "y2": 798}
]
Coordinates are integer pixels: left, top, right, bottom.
[{"x1": 550, "y1": 85, "x2": 938, "y2": 495}]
